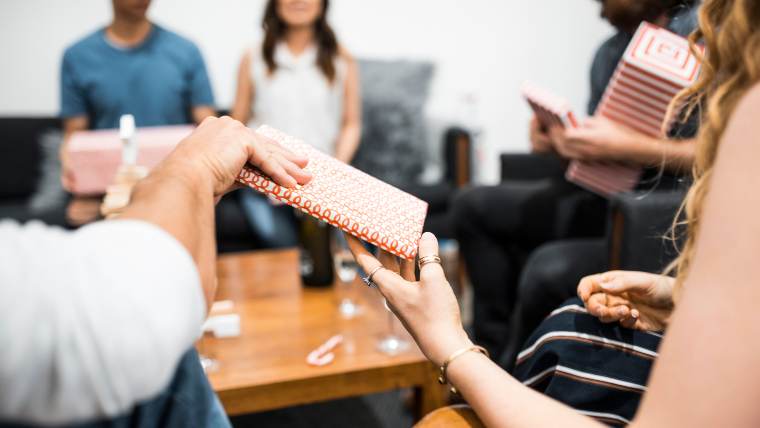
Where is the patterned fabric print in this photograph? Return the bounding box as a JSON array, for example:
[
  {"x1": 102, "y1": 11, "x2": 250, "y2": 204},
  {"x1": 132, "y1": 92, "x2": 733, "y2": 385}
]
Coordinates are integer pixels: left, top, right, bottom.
[
  {"x1": 237, "y1": 126, "x2": 428, "y2": 260},
  {"x1": 513, "y1": 298, "x2": 662, "y2": 426}
]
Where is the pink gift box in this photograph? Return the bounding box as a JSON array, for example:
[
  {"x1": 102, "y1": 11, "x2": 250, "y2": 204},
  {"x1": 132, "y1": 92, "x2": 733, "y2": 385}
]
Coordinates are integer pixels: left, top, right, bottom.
[
  {"x1": 522, "y1": 82, "x2": 579, "y2": 129},
  {"x1": 67, "y1": 125, "x2": 194, "y2": 195},
  {"x1": 567, "y1": 22, "x2": 702, "y2": 197}
]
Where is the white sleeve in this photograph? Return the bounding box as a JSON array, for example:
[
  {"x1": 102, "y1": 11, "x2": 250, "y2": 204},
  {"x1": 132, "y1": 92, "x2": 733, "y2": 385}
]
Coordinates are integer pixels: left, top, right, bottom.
[{"x1": 0, "y1": 219, "x2": 206, "y2": 425}]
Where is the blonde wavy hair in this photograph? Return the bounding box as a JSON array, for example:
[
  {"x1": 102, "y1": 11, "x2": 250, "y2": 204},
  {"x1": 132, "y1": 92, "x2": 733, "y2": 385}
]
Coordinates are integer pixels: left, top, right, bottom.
[{"x1": 668, "y1": 0, "x2": 760, "y2": 296}]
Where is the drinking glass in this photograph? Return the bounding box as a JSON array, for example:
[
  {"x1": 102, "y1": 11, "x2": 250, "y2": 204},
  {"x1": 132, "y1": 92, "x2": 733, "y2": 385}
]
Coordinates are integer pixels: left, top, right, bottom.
[
  {"x1": 333, "y1": 232, "x2": 361, "y2": 318},
  {"x1": 377, "y1": 298, "x2": 410, "y2": 355}
]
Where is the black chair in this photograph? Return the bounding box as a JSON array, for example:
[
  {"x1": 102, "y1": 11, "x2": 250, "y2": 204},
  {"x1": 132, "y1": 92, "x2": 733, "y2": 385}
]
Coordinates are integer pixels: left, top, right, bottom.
[
  {"x1": 498, "y1": 152, "x2": 686, "y2": 272},
  {"x1": 405, "y1": 127, "x2": 473, "y2": 239},
  {"x1": 499, "y1": 152, "x2": 566, "y2": 182},
  {"x1": 0, "y1": 117, "x2": 68, "y2": 226},
  {"x1": 607, "y1": 189, "x2": 685, "y2": 272}
]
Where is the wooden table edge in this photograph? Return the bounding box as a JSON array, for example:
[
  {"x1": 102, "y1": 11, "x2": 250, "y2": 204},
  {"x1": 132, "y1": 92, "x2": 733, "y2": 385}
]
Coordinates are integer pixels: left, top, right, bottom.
[{"x1": 217, "y1": 359, "x2": 444, "y2": 417}]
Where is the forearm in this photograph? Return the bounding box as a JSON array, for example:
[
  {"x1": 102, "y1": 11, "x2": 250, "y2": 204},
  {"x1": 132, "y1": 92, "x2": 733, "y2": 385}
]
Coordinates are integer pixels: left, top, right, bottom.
[
  {"x1": 61, "y1": 116, "x2": 88, "y2": 164},
  {"x1": 192, "y1": 106, "x2": 217, "y2": 125},
  {"x1": 623, "y1": 136, "x2": 695, "y2": 174},
  {"x1": 334, "y1": 122, "x2": 361, "y2": 164},
  {"x1": 229, "y1": 95, "x2": 251, "y2": 123},
  {"x1": 448, "y1": 352, "x2": 602, "y2": 428},
  {"x1": 531, "y1": 143, "x2": 556, "y2": 155},
  {"x1": 119, "y1": 159, "x2": 217, "y2": 308}
]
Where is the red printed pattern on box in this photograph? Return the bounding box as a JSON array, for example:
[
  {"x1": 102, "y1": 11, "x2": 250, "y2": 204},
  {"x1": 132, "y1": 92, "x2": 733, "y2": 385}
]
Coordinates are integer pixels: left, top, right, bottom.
[
  {"x1": 566, "y1": 22, "x2": 702, "y2": 197},
  {"x1": 236, "y1": 125, "x2": 428, "y2": 260}
]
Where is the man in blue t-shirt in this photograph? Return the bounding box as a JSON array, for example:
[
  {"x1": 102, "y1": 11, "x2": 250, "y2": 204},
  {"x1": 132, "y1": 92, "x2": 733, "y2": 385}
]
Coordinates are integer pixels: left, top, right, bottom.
[{"x1": 60, "y1": 0, "x2": 216, "y2": 223}]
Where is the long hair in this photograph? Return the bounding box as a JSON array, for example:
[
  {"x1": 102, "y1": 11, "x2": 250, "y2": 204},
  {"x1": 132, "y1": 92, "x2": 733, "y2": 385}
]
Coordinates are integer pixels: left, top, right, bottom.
[
  {"x1": 666, "y1": 0, "x2": 760, "y2": 297},
  {"x1": 261, "y1": 0, "x2": 339, "y2": 83}
]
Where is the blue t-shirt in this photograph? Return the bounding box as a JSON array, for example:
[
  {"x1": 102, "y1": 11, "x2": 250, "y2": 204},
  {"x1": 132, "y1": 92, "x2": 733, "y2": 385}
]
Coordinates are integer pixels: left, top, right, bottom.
[{"x1": 60, "y1": 24, "x2": 215, "y2": 129}]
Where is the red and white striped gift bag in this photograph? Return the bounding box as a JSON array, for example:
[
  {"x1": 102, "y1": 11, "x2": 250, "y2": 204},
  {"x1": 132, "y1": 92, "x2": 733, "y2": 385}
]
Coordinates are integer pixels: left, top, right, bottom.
[
  {"x1": 236, "y1": 125, "x2": 429, "y2": 260},
  {"x1": 566, "y1": 22, "x2": 702, "y2": 197}
]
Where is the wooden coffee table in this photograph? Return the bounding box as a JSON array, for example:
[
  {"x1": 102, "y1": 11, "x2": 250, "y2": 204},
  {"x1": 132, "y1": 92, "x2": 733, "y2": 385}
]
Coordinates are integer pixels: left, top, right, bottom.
[{"x1": 200, "y1": 249, "x2": 445, "y2": 420}]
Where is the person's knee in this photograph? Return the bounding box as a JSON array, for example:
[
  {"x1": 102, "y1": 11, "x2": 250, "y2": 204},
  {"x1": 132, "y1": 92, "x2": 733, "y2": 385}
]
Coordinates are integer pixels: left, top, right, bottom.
[
  {"x1": 518, "y1": 240, "x2": 607, "y2": 318},
  {"x1": 519, "y1": 243, "x2": 575, "y2": 299},
  {"x1": 451, "y1": 187, "x2": 477, "y2": 222},
  {"x1": 451, "y1": 186, "x2": 491, "y2": 233}
]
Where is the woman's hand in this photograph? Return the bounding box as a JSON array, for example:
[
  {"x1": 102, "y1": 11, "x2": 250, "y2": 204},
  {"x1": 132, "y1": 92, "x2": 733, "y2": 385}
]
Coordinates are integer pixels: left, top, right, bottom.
[
  {"x1": 550, "y1": 116, "x2": 641, "y2": 162},
  {"x1": 529, "y1": 116, "x2": 554, "y2": 153},
  {"x1": 577, "y1": 270, "x2": 675, "y2": 331},
  {"x1": 345, "y1": 232, "x2": 472, "y2": 366}
]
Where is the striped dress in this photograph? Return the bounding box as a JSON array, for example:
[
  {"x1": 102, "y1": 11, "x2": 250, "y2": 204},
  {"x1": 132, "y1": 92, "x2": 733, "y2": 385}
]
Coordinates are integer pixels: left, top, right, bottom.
[{"x1": 512, "y1": 298, "x2": 662, "y2": 426}]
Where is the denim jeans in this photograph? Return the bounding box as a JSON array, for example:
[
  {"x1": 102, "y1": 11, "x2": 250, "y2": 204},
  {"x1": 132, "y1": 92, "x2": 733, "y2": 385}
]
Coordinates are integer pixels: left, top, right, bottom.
[
  {"x1": 1, "y1": 349, "x2": 230, "y2": 428},
  {"x1": 238, "y1": 189, "x2": 298, "y2": 248}
]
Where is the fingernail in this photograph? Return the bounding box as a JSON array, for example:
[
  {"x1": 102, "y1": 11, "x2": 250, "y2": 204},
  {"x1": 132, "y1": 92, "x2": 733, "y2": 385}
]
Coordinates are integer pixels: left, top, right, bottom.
[
  {"x1": 617, "y1": 308, "x2": 627, "y2": 316},
  {"x1": 421, "y1": 232, "x2": 436, "y2": 241},
  {"x1": 601, "y1": 281, "x2": 619, "y2": 291}
]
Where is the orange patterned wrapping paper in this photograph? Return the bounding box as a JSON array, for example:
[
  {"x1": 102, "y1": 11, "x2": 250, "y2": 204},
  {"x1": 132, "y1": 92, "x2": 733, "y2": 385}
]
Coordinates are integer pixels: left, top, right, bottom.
[{"x1": 236, "y1": 125, "x2": 428, "y2": 260}]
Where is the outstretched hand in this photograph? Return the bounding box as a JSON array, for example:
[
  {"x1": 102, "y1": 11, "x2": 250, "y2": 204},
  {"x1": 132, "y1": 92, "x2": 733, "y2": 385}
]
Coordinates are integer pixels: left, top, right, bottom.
[
  {"x1": 577, "y1": 270, "x2": 675, "y2": 331},
  {"x1": 345, "y1": 232, "x2": 472, "y2": 366}
]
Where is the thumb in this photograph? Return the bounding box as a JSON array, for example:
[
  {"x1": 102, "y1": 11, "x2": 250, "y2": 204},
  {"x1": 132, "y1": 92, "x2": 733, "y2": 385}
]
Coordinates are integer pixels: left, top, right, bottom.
[
  {"x1": 563, "y1": 126, "x2": 590, "y2": 141},
  {"x1": 418, "y1": 232, "x2": 445, "y2": 283},
  {"x1": 599, "y1": 271, "x2": 651, "y2": 295}
]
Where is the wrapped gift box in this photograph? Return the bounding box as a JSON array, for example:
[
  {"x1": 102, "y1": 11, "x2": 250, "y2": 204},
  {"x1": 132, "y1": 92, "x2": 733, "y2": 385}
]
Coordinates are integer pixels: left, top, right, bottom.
[
  {"x1": 237, "y1": 125, "x2": 428, "y2": 260},
  {"x1": 67, "y1": 125, "x2": 193, "y2": 195},
  {"x1": 522, "y1": 81, "x2": 578, "y2": 129},
  {"x1": 566, "y1": 22, "x2": 702, "y2": 197}
]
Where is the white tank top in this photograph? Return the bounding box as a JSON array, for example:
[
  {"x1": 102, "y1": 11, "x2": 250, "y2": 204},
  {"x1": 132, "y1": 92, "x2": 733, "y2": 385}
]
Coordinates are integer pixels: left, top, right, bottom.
[{"x1": 249, "y1": 42, "x2": 346, "y2": 155}]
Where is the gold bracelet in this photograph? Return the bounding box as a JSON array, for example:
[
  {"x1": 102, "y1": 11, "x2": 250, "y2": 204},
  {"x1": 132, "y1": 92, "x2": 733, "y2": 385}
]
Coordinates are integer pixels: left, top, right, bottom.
[{"x1": 438, "y1": 345, "x2": 489, "y2": 394}]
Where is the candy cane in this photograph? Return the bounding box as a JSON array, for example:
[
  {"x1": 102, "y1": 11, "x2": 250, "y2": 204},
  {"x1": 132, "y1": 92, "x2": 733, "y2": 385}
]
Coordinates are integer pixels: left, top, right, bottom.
[{"x1": 306, "y1": 334, "x2": 344, "y2": 367}]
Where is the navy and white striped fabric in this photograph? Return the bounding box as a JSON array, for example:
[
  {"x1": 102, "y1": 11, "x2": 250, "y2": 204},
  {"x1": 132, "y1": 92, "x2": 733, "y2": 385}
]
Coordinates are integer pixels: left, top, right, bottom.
[{"x1": 512, "y1": 298, "x2": 663, "y2": 426}]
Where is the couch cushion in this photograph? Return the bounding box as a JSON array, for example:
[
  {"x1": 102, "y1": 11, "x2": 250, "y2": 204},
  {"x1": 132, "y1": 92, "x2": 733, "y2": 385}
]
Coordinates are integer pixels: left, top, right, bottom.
[
  {"x1": 0, "y1": 117, "x2": 61, "y2": 198},
  {"x1": 352, "y1": 60, "x2": 433, "y2": 187}
]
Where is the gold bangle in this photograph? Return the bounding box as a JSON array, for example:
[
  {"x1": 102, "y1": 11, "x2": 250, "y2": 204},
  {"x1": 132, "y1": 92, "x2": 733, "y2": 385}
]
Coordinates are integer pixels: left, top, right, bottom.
[{"x1": 438, "y1": 345, "x2": 489, "y2": 395}]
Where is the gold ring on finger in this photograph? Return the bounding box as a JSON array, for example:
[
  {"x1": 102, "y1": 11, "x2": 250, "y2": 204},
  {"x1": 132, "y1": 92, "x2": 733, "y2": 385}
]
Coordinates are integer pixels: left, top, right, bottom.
[
  {"x1": 418, "y1": 255, "x2": 442, "y2": 270},
  {"x1": 362, "y1": 265, "x2": 385, "y2": 288}
]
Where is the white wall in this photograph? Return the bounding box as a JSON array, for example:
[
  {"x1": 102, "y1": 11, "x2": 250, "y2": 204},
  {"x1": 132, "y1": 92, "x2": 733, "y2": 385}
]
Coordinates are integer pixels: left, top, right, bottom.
[{"x1": 0, "y1": 0, "x2": 613, "y2": 183}]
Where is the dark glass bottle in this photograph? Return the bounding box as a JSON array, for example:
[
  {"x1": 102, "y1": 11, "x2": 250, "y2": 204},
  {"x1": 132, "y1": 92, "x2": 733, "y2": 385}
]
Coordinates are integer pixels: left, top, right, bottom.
[{"x1": 298, "y1": 215, "x2": 334, "y2": 287}]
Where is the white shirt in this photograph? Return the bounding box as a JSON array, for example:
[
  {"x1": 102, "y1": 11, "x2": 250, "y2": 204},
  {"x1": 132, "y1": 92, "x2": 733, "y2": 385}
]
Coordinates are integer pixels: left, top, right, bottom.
[
  {"x1": 0, "y1": 220, "x2": 205, "y2": 425},
  {"x1": 249, "y1": 42, "x2": 346, "y2": 154}
]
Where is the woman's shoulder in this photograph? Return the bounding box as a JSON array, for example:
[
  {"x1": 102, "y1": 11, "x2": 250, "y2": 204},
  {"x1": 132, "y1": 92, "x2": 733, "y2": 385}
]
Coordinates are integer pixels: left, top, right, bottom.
[
  {"x1": 725, "y1": 83, "x2": 760, "y2": 141},
  {"x1": 337, "y1": 45, "x2": 356, "y2": 66},
  {"x1": 240, "y1": 42, "x2": 268, "y2": 74},
  {"x1": 736, "y1": 82, "x2": 760, "y2": 114}
]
